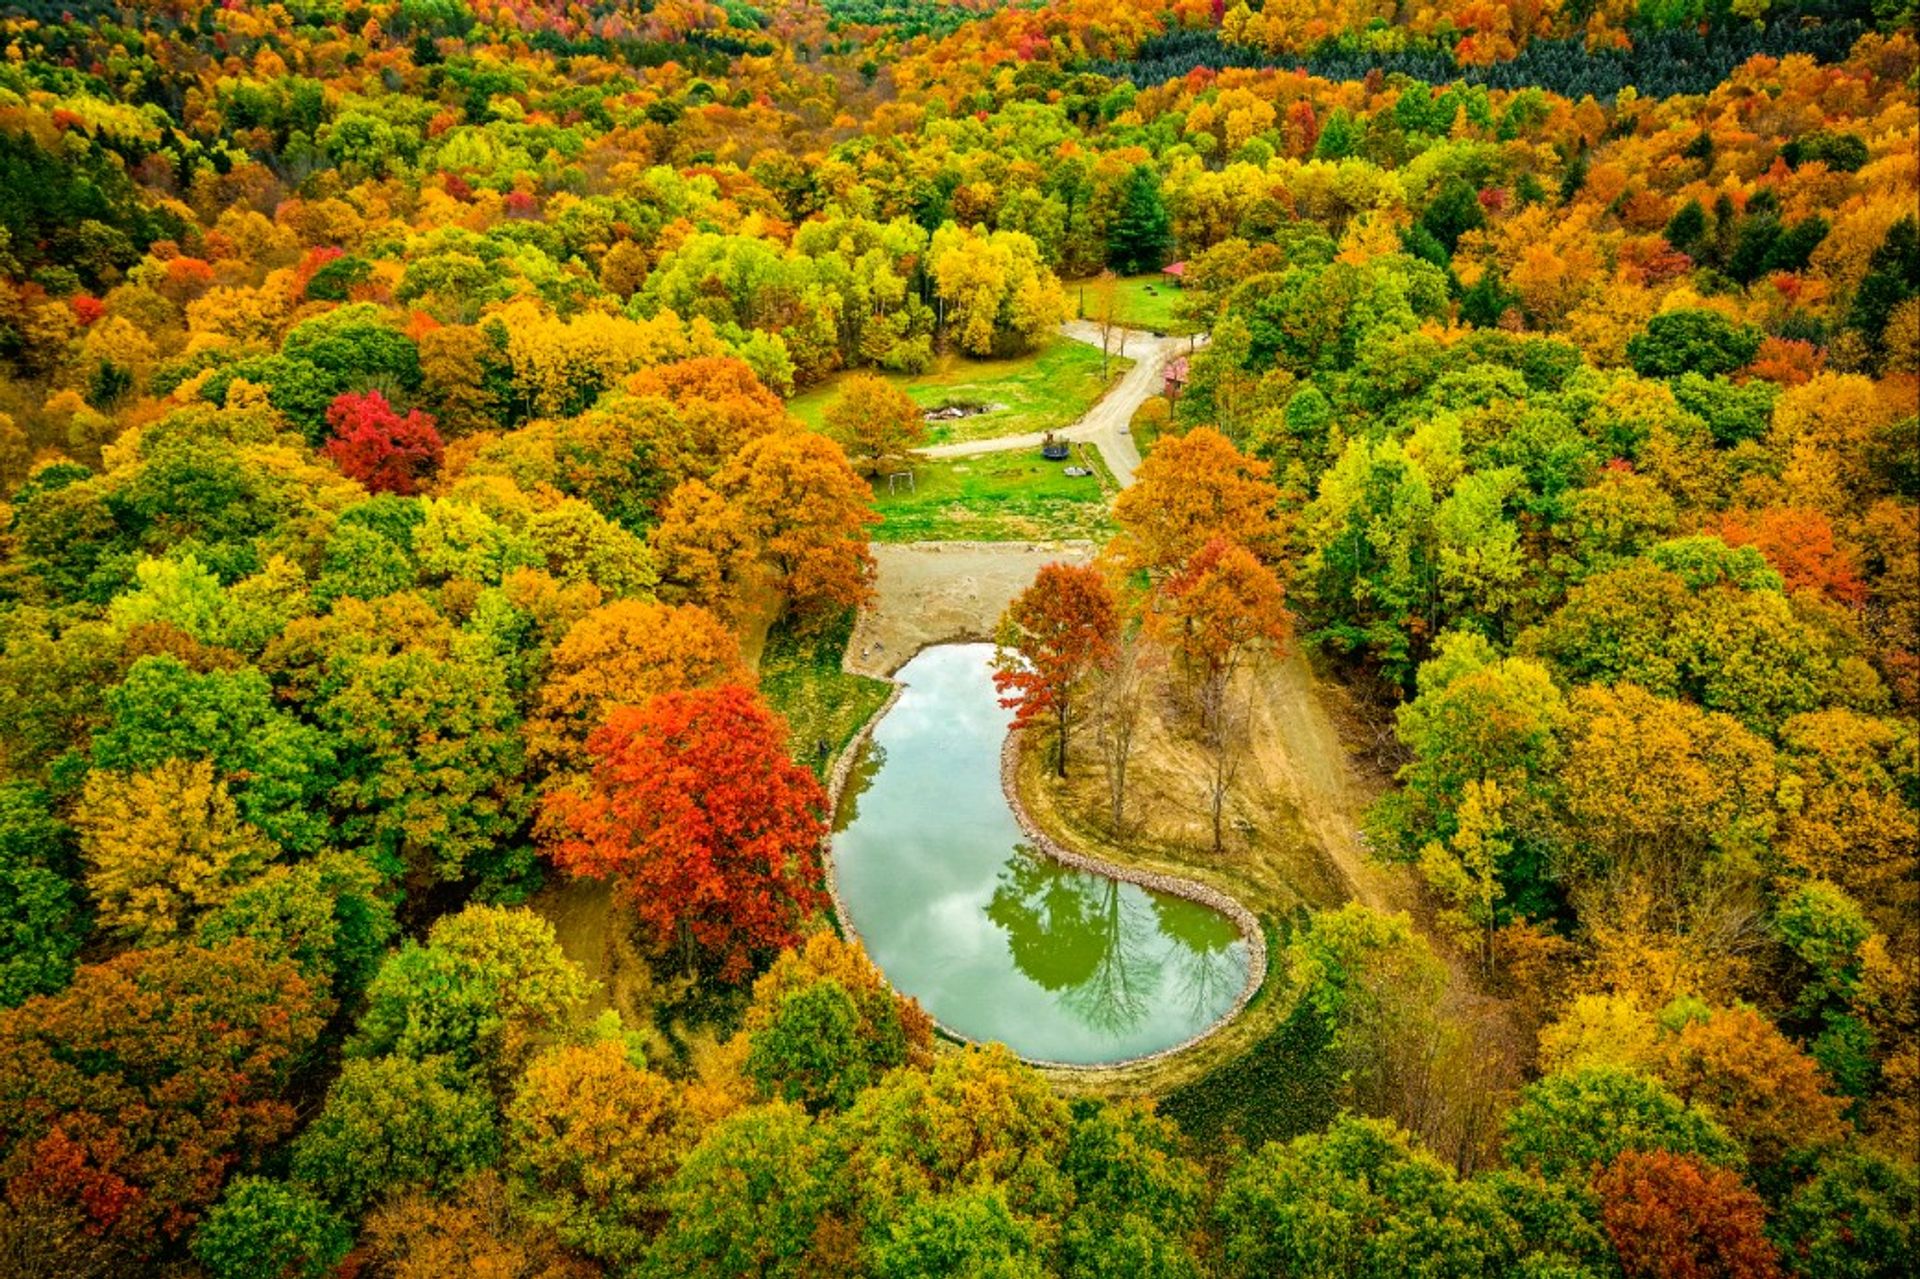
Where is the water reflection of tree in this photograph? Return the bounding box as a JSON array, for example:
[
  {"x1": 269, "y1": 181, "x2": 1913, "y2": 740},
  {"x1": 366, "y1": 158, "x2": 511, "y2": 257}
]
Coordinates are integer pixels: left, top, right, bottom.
[
  {"x1": 831, "y1": 742, "x2": 886, "y2": 832},
  {"x1": 987, "y1": 847, "x2": 1161, "y2": 1036},
  {"x1": 1152, "y1": 894, "x2": 1245, "y2": 1026}
]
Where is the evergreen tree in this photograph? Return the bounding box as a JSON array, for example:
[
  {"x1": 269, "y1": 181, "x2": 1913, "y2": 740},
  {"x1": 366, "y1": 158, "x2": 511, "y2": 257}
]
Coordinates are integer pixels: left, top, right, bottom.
[{"x1": 1107, "y1": 167, "x2": 1173, "y2": 275}]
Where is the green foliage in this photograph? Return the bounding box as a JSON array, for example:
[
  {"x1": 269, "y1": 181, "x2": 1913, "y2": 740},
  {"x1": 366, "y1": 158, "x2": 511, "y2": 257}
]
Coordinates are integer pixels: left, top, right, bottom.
[
  {"x1": 868, "y1": 1186, "x2": 1046, "y2": 1279},
  {"x1": 646, "y1": 1102, "x2": 836, "y2": 1279},
  {"x1": 292, "y1": 1054, "x2": 500, "y2": 1213},
  {"x1": 192, "y1": 1177, "x2": 353, "y2": 1279},
  {"x1": 1107, "y1": 167, "x2": 1173, "y2": 274},
  {"x1": 348, "y1": 904, "x2": 589, "y2": 1089},
  {"x1": 1625, "y1": 309, "x2": 1761, "y2": 379},
  {"x1": 1060, "y1": 1102, "x2": 1207, "y2": 1279},
  {"x1": 196, "y1": 853, "x2": 398, "y2": 1001},
  {"x1": 0, "y1": 783, "x2": 84, "y2": 1007},
  {"x1": 92, "y1": 656, "x2": 336, "y2": 855},
  {"x1": 1772, "y1": 1150, "x2": 1918, "y2": 1279},
  {"x1": 1502, "y1": 1066, "x2": 1744, "y2": 1183},
  {"x1": 1217, "y1": 1115, "x2": 1519, "y2": 1279},
  {"x1": 746, "y1": 979, "x2": 895, "y2": 1114}
]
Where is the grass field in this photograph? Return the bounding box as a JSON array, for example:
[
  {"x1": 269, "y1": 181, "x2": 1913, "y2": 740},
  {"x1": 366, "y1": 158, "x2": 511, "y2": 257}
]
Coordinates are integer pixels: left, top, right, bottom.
[
  {"x1": 1078, "y1": 274, "x2": 1203, "y2": 336},
  {"x1": 870, "y1": 448, "x2": 1116, "y2": 543},
  {"x1": 789, "y1": 337, "x2": 1128, "y2": 447},
  {"x1": 757, "y1": 610, "x2": 894, "y2": 778}
]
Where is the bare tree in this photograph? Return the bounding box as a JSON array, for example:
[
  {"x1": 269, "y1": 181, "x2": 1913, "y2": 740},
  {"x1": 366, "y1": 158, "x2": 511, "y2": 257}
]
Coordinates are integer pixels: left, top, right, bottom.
[
  {"x1": 1199, "y1": 672, "x2": 1251, "y2": 855},
  {"x1": 1089, "y1": 270, "x2": 1125, "y2": 378},
  {"x1": 1094, "y1": 633, "x2": 1157, "y2": 833}
]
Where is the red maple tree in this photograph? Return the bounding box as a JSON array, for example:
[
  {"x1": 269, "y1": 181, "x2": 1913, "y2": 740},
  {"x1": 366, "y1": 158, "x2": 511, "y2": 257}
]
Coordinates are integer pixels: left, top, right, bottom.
[
  {"x1": 322, "y1": 390, "x2": 444, "y2": 496},
  {"x1": 1595, "y1": 1150, "x2": 1782, "y2": 1279},
  {"x1": 993, "y1": 562, "x2": 1120, "y2": 778},
  {"x1": 540, "y1": 684, "x2": 827, "y2": 980},
  {"x1": 1712, "y1": 506, "x2": 1866, "y2": 607}
]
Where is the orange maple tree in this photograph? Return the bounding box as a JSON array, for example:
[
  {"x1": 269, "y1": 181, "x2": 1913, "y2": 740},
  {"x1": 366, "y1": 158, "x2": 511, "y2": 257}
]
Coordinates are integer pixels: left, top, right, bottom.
[
  {"x1": 1595, "y1": 1149, "x2": 1782, "y2": 1279},
  {"x1": 540, "y1": 684, "x2": 827, "y2": 981},
  {"x1": 717, "y1": 428, "x2": 878, "y2": 624},
  {"x1": 525, "y1": 599, "x2": 746, "y2": 772},
  {"x1": 1149, "y1": 536, "x2": 1291, "y2": 697},
  {"x1": 992, "y1": 562, "x2": 1120, "y2": 778},
  {"x1": 1114, "y1": 427, "x2": 1284, "y2": 574},
  {"x1": 1712, "y1": 506, "x2": 1866, "y2": 608}
]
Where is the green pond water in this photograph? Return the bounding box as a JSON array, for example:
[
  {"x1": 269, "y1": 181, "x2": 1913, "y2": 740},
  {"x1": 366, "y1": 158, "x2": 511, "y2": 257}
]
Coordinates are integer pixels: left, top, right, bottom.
[{"x1": 831, "y1": 643, "x2": 1252, "y2": 1065}]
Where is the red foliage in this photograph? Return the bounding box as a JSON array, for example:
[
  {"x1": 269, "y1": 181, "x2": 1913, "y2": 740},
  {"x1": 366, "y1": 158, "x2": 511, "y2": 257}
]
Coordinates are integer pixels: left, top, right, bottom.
[
  {"x1": 7, "y1": 1129, "x2": 140, "y2": 1232},
  {"x1": 0, "y1": 942, "x2": 327, "y2": 1244},
  {"x1": 1745, "y1": 337, "x2": 1824, "y2": 386},
  {"x1": 68, "y1": 295, "x2": 104, "y2": 327},
  {"x1": 1596, "y1": 1150, "x2": 1781, "y2": 1279},
  {"x1": 542, "y1": 685, "x2": 827, "y2": 981},
  {"x1": 504, "y1": 191, "x2": 540, "y2": 218},
  {"x1": 993, "y1": 562, "x2": 1120, "y2": 775},
  {"x1": 322, "y1": 391, "x2": 444, "y2": 496},
  {"x1": 442, "y1": 171, "x2": 474, "y2": 201},
  {"x1": 1713, "y1": 506, "x2": 1866, "y2": 607}
]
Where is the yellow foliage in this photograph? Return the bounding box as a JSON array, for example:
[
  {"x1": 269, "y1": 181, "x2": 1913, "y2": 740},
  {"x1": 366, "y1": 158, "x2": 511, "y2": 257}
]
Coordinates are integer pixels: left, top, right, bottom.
[{"x1": 77, "y1": 759, "x2": 275, "y2": 944}]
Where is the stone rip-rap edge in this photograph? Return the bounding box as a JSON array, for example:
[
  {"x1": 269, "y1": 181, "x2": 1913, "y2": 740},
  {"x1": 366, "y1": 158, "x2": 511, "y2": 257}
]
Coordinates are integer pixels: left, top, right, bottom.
[{"x1": 818, "y1": 667, "x2": 1269, "y2": 1073}]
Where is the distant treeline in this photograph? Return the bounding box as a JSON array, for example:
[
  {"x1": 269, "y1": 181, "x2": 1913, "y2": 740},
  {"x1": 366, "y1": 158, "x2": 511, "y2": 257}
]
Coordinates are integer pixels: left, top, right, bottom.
[{"x1": 1089, "y1": 20, "x2": 1872, "y2": 100}]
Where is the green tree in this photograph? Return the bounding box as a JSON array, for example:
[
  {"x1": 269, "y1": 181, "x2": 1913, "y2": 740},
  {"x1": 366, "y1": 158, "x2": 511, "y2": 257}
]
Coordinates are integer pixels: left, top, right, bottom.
[
  {"x1": 1626, "y1": 310, "x2": 1761, "y2": 379},
  {"x1": 0, "y1": 783, "x2": 84, "y2": 1007},
  {"x1": 646, "y1": 1102, "x2": 840, "y2": 1279},
  {"x1": 1284, "y1": 905, "x2": 1453, "y2": 1127},
  {"x1": 1217, "y1": 1115, "x2": 1518, "y2": 1279},
  {"x1": 868, "y1": 1186, "x2": 1046, "y2": 1279},
  {"x1": 348, "y1": 904, "x2": 589, "y2": 1092},
  {"x1": 1502, "y1": 1066, "x2": 1743, "y2": 1184},
  {"x1": 291, "y1": 1055, "x2": 499, "y2": 1214},
  {"x1": 1772, "y1": 1150, "x2": 1918, "y2": 1279},
  {"x1": 196, "y1": 853, "x2": 398, "y2": 1002},
  {"x1": 91, "y1": 656, "x2": 336, "y2": 855},
  {"x1": 265, "y1": 595, "x2": 527, "y2": 888},
  {"x1": 1107, "y1": 167, "x2": 1173, "y2": 274},
  {"x1": 746, "y1": 980, "x2": 890, "y2": 1115},
  {"x1": 1061, "y1": 1101, "x2": 1207, "y2": 1279},
  {"x1": 192, "y1": 1177, "x2": 352, "y2": 1279}
]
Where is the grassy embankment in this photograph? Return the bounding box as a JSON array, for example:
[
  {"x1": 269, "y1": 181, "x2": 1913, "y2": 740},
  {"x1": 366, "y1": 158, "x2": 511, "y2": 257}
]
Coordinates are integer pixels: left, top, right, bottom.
[
  {"x1": 1010, "y1": 652, "x2": 1408, "y2": 1147},
  {"x1": 789, "y1": 335, "x2": 1128, "y2": 446}
]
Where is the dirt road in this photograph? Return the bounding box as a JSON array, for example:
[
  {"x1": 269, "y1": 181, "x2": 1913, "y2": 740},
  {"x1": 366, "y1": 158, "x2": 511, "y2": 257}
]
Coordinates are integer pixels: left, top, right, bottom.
[{"x1": 920, "y1": 323, "x2": 1200, "y2": 487}]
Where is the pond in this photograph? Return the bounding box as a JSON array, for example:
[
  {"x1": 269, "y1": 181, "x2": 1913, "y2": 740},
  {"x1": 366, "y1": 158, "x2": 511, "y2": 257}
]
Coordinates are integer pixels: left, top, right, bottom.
[{"x1": 830, "y1": 643, "x2": 1253, "y2": 1066}]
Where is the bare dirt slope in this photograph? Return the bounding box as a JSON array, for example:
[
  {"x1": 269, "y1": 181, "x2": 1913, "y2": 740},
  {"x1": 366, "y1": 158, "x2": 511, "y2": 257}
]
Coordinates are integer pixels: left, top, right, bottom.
[{"x1": 845, "y1": 540, "x2": 1095, "y2": 677}]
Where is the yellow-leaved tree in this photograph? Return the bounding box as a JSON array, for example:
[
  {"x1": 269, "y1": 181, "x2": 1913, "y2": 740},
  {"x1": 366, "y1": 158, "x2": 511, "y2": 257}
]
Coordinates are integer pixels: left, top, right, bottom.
[{"x1": 77, "y1": 759, "x2": 276, "y2": 944}]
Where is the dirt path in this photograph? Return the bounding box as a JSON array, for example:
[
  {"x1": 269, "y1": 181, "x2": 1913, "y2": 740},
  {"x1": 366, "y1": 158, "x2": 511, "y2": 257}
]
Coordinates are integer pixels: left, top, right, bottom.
[
  {"x1": 920, "y1": 323, "x2": 1201, "y2": 487},
  {"x1": 1243, "y1": 648, "x2": 1405, "y2": 912}
]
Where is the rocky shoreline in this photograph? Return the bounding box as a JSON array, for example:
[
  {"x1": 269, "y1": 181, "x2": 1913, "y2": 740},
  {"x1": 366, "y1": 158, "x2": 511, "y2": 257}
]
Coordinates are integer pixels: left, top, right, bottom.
[{"x1": 818, "y1": 663, "x2": 1268, "y2": 1074}]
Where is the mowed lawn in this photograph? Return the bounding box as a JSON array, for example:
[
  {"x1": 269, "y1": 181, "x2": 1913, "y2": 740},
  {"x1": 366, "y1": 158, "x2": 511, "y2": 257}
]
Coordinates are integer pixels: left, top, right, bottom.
[
  {"x1": 869, "y1": 449, "x2": 1115, "y2": 543},
  {"x1": 1082, "y1": 274, "x2": 1203, "y2": 335},
  {"x1": 788, "y1": 337, "x2": 1128, "y2": 446}
]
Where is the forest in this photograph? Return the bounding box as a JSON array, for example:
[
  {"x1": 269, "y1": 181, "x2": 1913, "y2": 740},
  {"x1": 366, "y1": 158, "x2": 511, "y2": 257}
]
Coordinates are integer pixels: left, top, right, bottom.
[{"x1": 0, "y1": 0, "x2": 1915, "y2": 1274}]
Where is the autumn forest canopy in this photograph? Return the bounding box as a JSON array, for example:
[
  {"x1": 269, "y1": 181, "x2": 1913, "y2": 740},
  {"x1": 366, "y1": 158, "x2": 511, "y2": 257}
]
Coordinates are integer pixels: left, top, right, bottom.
[{"x1": 0, "y1": 0, "x2": 1916, "y2": 1274}]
